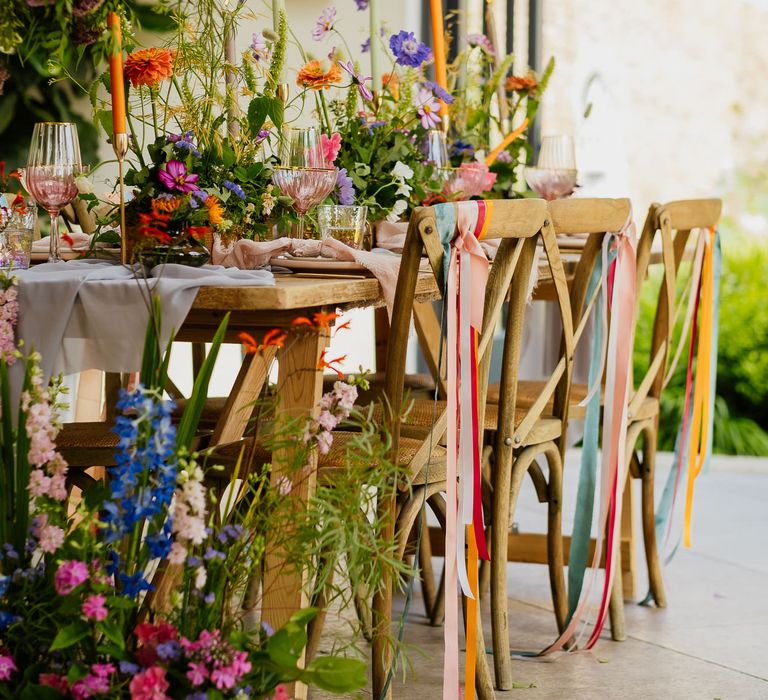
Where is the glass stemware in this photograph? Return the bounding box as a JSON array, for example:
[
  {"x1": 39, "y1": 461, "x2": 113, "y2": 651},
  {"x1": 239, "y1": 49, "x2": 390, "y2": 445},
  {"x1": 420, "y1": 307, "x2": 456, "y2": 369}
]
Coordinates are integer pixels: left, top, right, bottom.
[
  {"x1": 524, "y1": 134, "x2": 578, "y2": 201},
  {"x1": 272, "y1": 127, "x2": 337, "y2": 239},
  {"x1": 25, "y1": 122, "x2": 82, "y2": 263}
]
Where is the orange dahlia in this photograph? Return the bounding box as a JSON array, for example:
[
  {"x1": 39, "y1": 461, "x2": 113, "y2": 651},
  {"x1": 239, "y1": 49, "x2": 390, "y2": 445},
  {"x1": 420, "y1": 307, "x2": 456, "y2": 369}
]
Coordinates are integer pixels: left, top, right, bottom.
[
  {"x1": 205, "y1": 195, "x2": 224, "y2": 226},
  {"x1": 296, "y1": 60, "x2": 342, "y2": 90},
  {"x1": 382, "y1": 72, "x2": 399, "y2": 101},
  {"x1": 505, "y1": 74, "x2": 538, "y2": 94},
  {"x1": 124, "y1": 48, "x2": 176, "y2": 88}
]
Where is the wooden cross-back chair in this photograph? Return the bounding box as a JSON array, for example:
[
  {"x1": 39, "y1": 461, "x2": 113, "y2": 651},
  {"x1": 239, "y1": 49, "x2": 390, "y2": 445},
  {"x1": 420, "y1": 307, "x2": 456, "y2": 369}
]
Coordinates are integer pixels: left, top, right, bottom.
[
  {"x1": 613, "y1": 197, "x2": 722, "y2": 614},
  {"x1": 484, "y1": 197, "x2": 631, "y2": 689},
  {"x1": 363, "y1": 197, "x2": 583, "y2": 700}
]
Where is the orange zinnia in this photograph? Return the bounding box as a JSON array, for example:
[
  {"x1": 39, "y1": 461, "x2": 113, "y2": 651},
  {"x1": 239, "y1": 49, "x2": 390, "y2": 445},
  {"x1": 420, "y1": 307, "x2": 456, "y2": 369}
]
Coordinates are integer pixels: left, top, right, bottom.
[
  {"x1": 381, "y1": 72, "x2": 399, "y2": 101},
  {"x1": 205, "y1": 195, "x2": 224, "y2": 226},
  {"x1": 124, "y1": 47, "x2": 176, "y2": 88},
  {"x1": 505, "y1": 74, "x2": 538, "y2": 94},
  {"x1": 296, "y1": 60, "x2": 342, "y2": 90}
]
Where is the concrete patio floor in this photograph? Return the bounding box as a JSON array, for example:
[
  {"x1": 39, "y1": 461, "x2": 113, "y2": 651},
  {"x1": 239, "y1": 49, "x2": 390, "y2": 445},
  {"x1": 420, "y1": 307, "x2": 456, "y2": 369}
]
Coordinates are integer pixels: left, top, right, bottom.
[{"x1": 310, "y1": 451, "x2": 768, "y2": 699}]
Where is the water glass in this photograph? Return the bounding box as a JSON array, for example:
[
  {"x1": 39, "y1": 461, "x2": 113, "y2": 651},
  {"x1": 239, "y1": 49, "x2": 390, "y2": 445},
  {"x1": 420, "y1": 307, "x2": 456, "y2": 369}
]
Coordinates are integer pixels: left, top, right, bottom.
[
  {"x1": 0, "y1": 196, "x2": 37, "y2": 269},
  {"x1": 317, "y1": 205, "x2": 370, "y2": 250}
]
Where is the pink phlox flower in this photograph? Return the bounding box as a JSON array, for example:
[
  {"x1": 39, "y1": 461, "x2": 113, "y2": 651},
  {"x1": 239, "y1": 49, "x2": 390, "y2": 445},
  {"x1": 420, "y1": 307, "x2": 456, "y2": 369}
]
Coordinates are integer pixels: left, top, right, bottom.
[
  {"x1": 91, "y1": 664, "x2": 115, "y2": 678},
  {"x1": 414, "y1": 88, "x2": 442, "y2": 129},
  {"x1": 128, "y1": 666, "x2": 170, "y2": 700},
  {"x1": 320, "y1": 132, "x2": 342, "y2": 163},
  {"x1": 158, "y1": 160, "x2": 199, "y2": 193},
  {"x1": 312, "y1": 6, "x2": 337, "y2": 41},
  {"x1": 72, "y1": 672, "x2": 110, "y2": 699},
  {"x1": 82, "y1": 594, "x2": 109, "y2": 621},
  {"x1": 54, "y1": 560, "x2": 89, "y2": 595},
  {"x1": 38, "y1": 524, "x2": 65, "y2": 553},
  {"x1": 270, "y1": 684, "x2": 291, "y2": 700},
  {"x1": 186, "y1": 662, "x2": 209, "y2": 686},
  {"x1": 28, "y1": 469, "x2": 51, "y2": 498},
  {"x1": 333, "y1": 381, "x2": 357, "y2": 412},
  {"x1": 0, "y1": 652, "x2": 17, "y2": 681},
  {"x1": 39, "y1": 673, "x2": 69, "y2": 692}
]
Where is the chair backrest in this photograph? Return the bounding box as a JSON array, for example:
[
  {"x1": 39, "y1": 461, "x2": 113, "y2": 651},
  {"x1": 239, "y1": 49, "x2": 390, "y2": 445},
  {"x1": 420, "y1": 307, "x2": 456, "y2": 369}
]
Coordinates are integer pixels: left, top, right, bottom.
[
  {"x1": 383, "y1": 199, "x2": 554, "y2": 470},
  {"x1": 630, "y1": 198, "x2": 721, "y2": 414}
]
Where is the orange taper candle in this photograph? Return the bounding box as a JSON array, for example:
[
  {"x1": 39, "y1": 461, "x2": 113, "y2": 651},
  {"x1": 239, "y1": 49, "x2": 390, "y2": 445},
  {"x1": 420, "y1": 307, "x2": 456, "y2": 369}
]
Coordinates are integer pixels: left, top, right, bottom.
[
  {"x1": 429, "y1": 0, "x2": 448, "y2": 114},
  {"x1": 108, "y1": 12, "x2": 127, "y2": 135}
]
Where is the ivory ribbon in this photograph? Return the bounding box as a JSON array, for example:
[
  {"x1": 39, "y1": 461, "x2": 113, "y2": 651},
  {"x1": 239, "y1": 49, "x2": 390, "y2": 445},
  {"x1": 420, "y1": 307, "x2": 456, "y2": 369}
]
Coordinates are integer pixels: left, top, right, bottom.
[{"x1": 435, "y1": 201, "x2": 492, "y2": 699}]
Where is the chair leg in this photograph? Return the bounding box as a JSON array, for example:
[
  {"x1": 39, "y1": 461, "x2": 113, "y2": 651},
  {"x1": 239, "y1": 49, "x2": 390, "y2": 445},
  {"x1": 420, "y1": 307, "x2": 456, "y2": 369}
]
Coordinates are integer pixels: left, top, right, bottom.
[
  {"x1": 418, "y1": 509, "x2": 437, "y2": 619},
  {"x1": 641, "y1": 422, "x2": 667, "y2": 607},
  {"x1": 372, "y1": 493, "x2": 396, "y2": 700},
  {"x1": 427, "y1": 494, "x2": 447, "y2": 627},
  {"x1": 544, "y1": 445, "x2": 568, "y2": 635},
  {"x1": 609, "y1": 544, "x2": 627, "y2": 641}
]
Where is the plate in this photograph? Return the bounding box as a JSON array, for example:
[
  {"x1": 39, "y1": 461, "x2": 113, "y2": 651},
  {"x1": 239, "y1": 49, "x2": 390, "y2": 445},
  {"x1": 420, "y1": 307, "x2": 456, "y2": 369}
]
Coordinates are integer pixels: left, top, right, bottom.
[
  {"x1": 269, "y1": 255, "x2": 369, "y2": 274},
  {"x1": 30, "y1": 248, "x2": 121, "y2": 263}
]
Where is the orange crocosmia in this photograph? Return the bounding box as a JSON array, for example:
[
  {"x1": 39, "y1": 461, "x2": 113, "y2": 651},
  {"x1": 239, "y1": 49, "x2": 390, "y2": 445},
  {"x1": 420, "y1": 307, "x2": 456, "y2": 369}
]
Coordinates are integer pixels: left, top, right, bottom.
[
  {"x1": 188, "y1": 226, "x2": 210, "y2": 241},
  {"x1": 291, "y1": 316, "x2": 315, "y2": 328},
  {"x1": 296, "y1": 60, "x2": 342, "y2": 90},
  {"x1": 238, "y1": 331, "x2": 259, "y2": 354},
  {"x1": 334, "y1": 320, "x2": 351, "y2": 333},
  {"x1": 261, "y1": 328, "x2": 287, "y2": 349},
  {"x1": 312, "y1": 311, "x2": 339, "y2": 328},
  {"x1": 382, "y1": 72, "x2": 399, "y2": 101},
  {"x1": 205, "y1": 195, "x2": 224, "y2": 226},
  {"x1": 124, "y1": 47, "x2": 176, "y2": 88},
  {"x1": 62, "y1": 232, "x2": 74, "y2": 247},
  {"x1": 137, "y1": 211, "x2": 171, "y2": 243},
  {"x1": 318, "y1": 350, "x2": 347, "y2": 378}
]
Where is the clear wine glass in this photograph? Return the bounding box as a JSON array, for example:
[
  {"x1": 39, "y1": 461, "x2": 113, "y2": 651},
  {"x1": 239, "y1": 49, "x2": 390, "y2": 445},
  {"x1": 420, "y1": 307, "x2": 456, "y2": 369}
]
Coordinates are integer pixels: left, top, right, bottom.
[
  {"x1": 25, "y1": 122, "x2": 82, "y2": 263},
  {"x1": 272, "y1": 127, "x2": 337, "y2": 239}
]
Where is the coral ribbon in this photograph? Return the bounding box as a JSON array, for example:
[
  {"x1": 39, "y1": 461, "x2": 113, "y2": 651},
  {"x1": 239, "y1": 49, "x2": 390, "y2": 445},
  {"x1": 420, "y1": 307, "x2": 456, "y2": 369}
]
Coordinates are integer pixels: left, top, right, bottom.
[{"x1": 436, "y1": 201, "x2": 492, "y2": 699}]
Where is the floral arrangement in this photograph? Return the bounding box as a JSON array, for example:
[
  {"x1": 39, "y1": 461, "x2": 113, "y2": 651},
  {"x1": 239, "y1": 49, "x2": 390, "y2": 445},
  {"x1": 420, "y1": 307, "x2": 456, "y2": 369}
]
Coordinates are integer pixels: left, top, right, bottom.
[
  {"x1": 444, "y1": 26, "x2": 554, "y2": 197},
  {"x1": 0, "y1": 269, "x2": 406, "y2": 698},
  {"x1": 296, "y1": 9, "x2": 450, "y2": 222}
]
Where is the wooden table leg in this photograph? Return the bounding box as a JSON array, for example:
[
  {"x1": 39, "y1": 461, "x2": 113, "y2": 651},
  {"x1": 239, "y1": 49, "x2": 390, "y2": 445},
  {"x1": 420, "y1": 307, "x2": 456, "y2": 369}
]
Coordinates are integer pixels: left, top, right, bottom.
[{"x1": 262, "y1": 329, "x2": 329, "y2": 700}]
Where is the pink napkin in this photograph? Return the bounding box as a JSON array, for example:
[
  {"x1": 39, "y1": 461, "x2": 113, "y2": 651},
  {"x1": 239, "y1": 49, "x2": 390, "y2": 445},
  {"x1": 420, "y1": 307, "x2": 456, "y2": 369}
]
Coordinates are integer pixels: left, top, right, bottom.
[{"x1": 211, "y1": 236, "x2": 293, "y2": 269}]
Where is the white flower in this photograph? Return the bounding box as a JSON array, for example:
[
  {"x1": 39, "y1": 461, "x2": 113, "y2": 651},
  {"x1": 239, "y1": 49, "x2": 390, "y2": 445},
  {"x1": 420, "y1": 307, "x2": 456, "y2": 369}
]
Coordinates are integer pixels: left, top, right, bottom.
[
  {"x1": 195, "y1": 566, "x2": 207, "y2": 590},
  {"x1": 74, "y1": 175, "x2": 94, "y2": 194},
  {"x1": 392, "y1": 161, "x2": 414, "y2": 180},
  {"x1": 395, "y1": 181, "x2": 412, "y2": 197},
  {"x1": 387, "y1": 200, "x2": 408, "y2": 223},
  {"x1": 168, "y1": 542, "x2": 187, "y2": 565}
]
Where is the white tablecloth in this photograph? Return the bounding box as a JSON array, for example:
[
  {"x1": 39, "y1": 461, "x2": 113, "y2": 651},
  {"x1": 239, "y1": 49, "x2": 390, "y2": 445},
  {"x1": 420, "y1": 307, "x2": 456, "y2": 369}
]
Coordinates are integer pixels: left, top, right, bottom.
[{"x1": 11, "y1": 260, "x2": 274, "y2": 394}]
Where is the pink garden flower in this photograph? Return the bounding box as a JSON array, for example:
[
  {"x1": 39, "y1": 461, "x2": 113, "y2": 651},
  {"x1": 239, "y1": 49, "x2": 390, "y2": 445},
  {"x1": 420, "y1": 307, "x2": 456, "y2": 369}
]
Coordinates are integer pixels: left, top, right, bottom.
[
  {"x1": 270, "y1": 684, "x2": 291, "y2": 700},
  {"x1": 28, "y1": 469, "x2": 51, "y2": 498},
  {"x1": 339, "y1": 60, "x2": 373, "y2": 101},
  {"x1": 82, "y1": 594, "x2": 109, "y2": 621},
  {"x1": 129, "y1": 666, "x2": 170, "y2": 700},
  {"x1": 317, "y1": 409, "x2": 338, "y2": 432},
  {"x1": 414, "y1": 88, "x2": 442, "y2": 129},
  {"x1": 316, "y1": 430, "x2": 333, "y2": 455},
  {"x1": 186, "y1": 661, "x2": 208, "y2": 686},
  {"x1": 38, "y1": 524, "x2": 65, "y2": 553},
  {"x1": 158, "y1": 160, "x2": 199, "y2": 193},
  {"x1": 0, "y1": 653, "x2": 17, "y2": 681},
  {"x1": 54, "y1": 560, "x2": 89, "y2": 595},
  {"x1": 312, "y1": 6, "x2": 337, "y2": 41},
  {"x1": 40, "y1": 674, "x2": 69, "y2": 693},
  {"x1": 320, "y1": 132, "x2": 342, "y2": 163}
]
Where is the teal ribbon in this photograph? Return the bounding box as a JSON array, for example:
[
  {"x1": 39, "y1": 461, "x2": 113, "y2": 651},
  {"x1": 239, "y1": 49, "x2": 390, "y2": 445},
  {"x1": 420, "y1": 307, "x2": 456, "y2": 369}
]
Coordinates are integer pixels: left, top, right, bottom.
[
  {"x1": 566, "y1": 249, "x2": 610, "y2": 621},
  {"x1": 433, "y1": 202, "x2": 457, "y2": 285}
]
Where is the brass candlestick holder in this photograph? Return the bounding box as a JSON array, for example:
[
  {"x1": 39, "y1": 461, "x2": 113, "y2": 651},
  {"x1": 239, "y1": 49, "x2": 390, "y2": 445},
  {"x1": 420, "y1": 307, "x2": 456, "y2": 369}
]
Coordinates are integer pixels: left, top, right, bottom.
[
  {"x1": 276, "y1": 83, "x2": 289, "y2": 104},
  {"x1": 112, "y1": 132, "x2": 129, "y2": 265}
]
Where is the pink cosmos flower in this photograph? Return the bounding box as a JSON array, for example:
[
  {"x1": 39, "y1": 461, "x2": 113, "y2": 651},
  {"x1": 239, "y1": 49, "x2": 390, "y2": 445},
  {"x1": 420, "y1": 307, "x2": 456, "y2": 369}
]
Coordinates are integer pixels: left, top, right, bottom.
[
  {"x1": 0, "y1": 653, "x2": 17, "y2": 681},
  {"x1": 320, "y1": 132, "x2": 342, "y2": 163},
  {"x1": 158, "y1": 160, "x2": 199, "y2": 193},
  {"x1": 55, "y1": 560, "x2": 89, "y2": 595},
  {"x1": 38, "y1": 524, "x2": 65, "y2": 553},
  {"x1": 414, "y1": 88, "x2": 442, "y2": 129},
  {"x1": 339, "y1": 60, "x2": 373, "y2": 101},
  {"x1": 312, "y1": 6, "x2": 337, "y2": 41},
  {"x1": 129, "y1": 666, "x2": 170, "y2": 700},
  {"x1": 82, "y1": 594, "x2": 109, "y2": 621}
]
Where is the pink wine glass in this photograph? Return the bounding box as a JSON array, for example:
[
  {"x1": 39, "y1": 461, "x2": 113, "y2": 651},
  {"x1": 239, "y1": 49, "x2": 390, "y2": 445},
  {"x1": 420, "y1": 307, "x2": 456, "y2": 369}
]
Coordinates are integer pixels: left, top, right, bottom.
[
  {"x1": 25, "y1": 122, "x2": 82, "y2": 263},
  {"x1": 272, "y1": 127, "x2": 336, "y2": 239}
]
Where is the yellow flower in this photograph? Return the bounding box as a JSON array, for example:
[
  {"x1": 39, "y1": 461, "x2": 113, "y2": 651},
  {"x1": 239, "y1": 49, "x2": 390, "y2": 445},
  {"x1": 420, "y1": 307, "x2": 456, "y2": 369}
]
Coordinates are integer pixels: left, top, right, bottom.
[{"x1": 151, "y1": 196, "x2": 183, "y2": 214}]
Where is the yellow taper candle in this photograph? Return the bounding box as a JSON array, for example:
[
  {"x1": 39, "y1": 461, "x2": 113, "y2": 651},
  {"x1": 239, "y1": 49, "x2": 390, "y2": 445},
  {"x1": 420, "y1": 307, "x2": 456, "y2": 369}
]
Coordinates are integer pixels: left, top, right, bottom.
[{"x1": 429, "y1": 0, "x2": 448, "y2": 113}]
